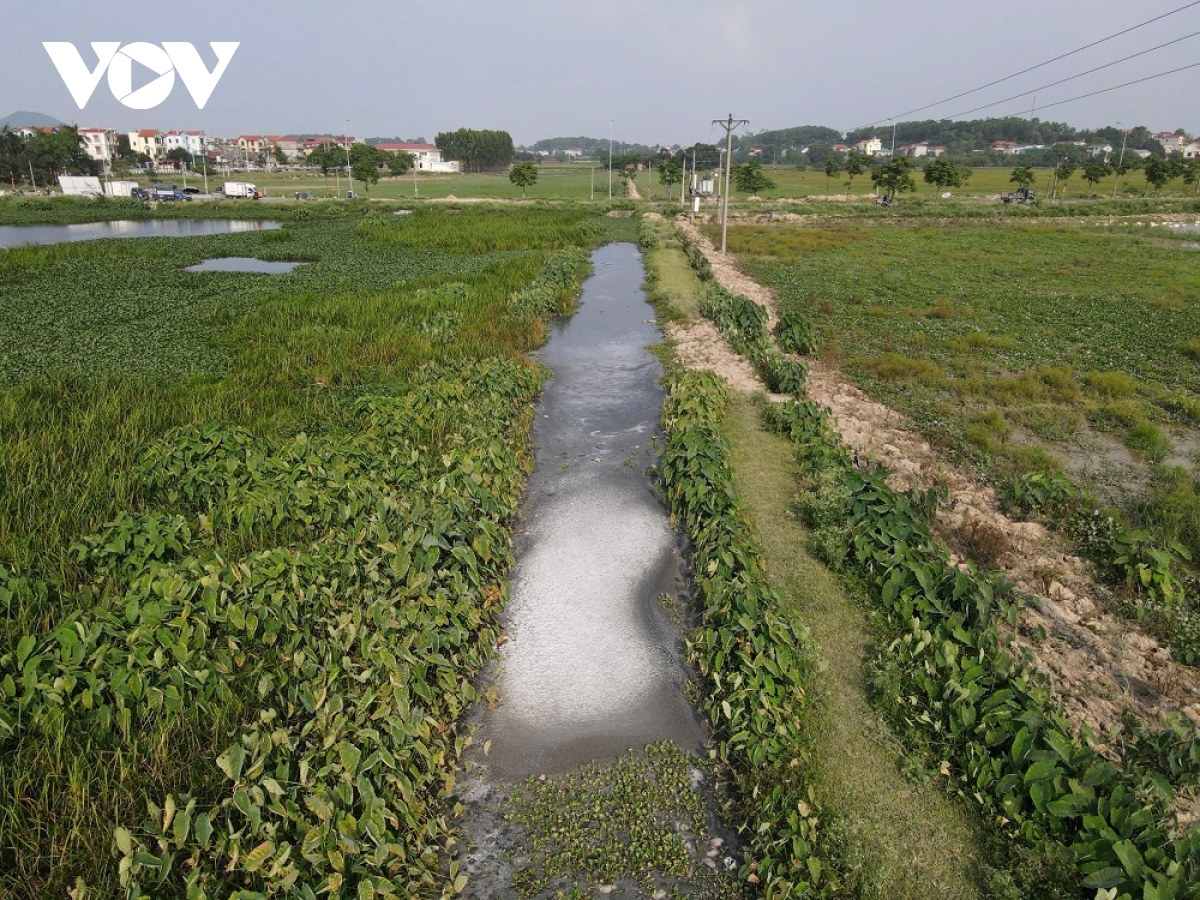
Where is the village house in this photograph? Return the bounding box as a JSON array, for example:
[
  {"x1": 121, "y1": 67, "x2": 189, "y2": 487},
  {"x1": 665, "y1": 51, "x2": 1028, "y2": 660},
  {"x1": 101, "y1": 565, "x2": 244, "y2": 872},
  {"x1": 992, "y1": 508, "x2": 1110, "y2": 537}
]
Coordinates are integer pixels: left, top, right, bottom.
[
  {"x1": 1155, "y1": 132, "x2": 1189, "y2": 153},
  {"x1": 371, "y1": 142, "x2": 460, "y2": 172},
  {"x1": 78, "y1": 127, "x2": 116, "y2": 163},
  {"x1": 128, "y1": 129, "x2": 163, "y2": 159},
  {"x1": 163, "y1": 130, "x2": 205, "y2": 157},
  {"x1": 853, "y1": 137, "x2": 883, "y2": 156}
]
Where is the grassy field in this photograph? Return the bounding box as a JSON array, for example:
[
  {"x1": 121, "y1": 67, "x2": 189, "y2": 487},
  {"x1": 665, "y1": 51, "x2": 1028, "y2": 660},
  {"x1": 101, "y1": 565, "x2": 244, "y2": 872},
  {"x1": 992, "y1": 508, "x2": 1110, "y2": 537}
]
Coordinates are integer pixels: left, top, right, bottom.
[
  {"x1": 0, "y1": 204, "x2": 635, "y2": 897},
  {"x1": 739, "y1": 165, "x2": 1200, "y2": 201},
  {"x1": 110, "y1": 164, "x2": 604, "y2": 201},
  {"x1": 717, "y1": 218, "x2": 1200, "y2": 655}
]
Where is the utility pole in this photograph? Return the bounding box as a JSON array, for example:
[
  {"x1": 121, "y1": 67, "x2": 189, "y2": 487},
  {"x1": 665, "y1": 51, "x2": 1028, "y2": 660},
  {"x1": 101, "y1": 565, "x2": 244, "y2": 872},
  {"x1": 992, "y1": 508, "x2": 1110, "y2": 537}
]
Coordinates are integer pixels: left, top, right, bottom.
[
  {"x1": 713, "y1": 113, "x2": 749, "y2": 254},
  {"x1": 1112, "y1": 123, "x2": 1128, "y2": 199},
  {"x1": 608, "y1": 120, "x2": 613, "y2": 201}
]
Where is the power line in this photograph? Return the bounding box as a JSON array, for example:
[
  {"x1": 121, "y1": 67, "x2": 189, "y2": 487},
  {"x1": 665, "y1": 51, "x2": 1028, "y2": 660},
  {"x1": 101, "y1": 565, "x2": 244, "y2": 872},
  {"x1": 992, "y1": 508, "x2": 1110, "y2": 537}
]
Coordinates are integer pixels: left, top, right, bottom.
[
  {"x1": 998, "y1": 59, "x2": 1200, "y2": 115},
  {"x1": 942, "y1": 28, "x2": 1200, "y2": 120},
  {"x1": 856, "y1": 0, "x2": 1200, "y2": 129}
]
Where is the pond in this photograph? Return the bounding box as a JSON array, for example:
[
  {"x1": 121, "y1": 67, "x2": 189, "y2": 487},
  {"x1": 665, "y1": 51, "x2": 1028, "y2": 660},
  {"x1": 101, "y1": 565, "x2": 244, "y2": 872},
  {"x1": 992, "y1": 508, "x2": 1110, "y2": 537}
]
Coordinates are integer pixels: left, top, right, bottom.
[
  {"x1": 0, "y1": 219, "x2": 281, "y2": 248},
  {"x1": 185, "y1": 257, "x2": 305, "y2": 274}
]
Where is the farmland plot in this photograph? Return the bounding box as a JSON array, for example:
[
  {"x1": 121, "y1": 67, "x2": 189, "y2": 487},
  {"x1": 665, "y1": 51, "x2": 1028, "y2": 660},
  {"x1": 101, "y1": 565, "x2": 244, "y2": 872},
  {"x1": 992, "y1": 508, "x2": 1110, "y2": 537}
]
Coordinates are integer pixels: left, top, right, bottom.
[{"x1": 0, "y1": 204, "x2": 632, "y2": 897}]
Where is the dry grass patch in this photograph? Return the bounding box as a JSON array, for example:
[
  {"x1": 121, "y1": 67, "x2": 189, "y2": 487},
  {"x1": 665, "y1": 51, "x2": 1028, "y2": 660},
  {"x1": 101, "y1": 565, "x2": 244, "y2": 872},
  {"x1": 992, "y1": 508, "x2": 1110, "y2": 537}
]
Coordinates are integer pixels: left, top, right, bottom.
[{"x1": 855, "y1": 353, "x2": 944, "y2": 386}]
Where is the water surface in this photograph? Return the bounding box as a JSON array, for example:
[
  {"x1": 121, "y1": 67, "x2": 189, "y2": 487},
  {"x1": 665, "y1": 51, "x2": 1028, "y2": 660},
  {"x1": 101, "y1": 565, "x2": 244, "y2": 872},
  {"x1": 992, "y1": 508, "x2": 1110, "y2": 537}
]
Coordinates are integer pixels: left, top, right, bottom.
[
  {"x1": 480, "y1": 242, "x2": 706, "y2": 779},
  {"x1": 0, "y1": 219, "x2": 281, "y2": 248},
  {"x1": 186, "y1": 257, "x2": 304, "y2": 273}
]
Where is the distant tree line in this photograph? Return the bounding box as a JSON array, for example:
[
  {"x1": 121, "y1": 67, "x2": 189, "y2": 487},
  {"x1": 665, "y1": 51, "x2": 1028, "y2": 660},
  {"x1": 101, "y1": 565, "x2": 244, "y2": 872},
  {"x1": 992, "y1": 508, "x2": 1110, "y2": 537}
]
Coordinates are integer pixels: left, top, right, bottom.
[
  {"x1": 435, "y1": 129, "x2": 514, "y2": 173},
  {"x1": 0, "y1": 125, "x2": 98, "y2": 187}
]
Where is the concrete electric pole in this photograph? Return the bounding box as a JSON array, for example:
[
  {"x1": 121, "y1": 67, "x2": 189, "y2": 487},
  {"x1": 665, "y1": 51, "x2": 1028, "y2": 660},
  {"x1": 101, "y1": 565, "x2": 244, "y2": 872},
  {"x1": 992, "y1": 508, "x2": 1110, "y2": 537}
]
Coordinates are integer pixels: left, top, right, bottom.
[{"x1": 713, "y1": 114, "x2": 749, "y2": 255}]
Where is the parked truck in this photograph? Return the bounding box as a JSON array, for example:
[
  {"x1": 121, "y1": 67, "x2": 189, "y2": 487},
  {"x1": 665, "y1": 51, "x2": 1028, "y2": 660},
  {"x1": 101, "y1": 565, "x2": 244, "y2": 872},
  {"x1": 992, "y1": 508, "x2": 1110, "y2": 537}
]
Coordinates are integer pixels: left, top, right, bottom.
[
  {"x1": 151, "y1": 183, "x2": 190, "y2": 202},
  {"x1": 221, "y1": 181, "x2": 260, "y2": 199},
  {"x1": 1000, "y1": 186, "x2": 1035, "y2": 204}
]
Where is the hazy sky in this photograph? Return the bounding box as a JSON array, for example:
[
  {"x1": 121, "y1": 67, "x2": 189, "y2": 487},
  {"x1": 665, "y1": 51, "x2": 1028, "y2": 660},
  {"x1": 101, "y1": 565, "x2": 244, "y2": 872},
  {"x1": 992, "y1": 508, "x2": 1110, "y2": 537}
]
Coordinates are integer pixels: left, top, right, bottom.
[{"x1": 4, "y1": 0, "x2": 1199, "y2": 145}]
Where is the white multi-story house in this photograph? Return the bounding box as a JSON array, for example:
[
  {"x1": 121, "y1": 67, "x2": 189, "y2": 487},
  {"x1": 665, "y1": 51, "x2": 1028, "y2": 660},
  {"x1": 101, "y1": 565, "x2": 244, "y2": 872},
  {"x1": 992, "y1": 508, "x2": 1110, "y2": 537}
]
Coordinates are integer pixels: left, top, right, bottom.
[
  {"x1": 163, "y1": 130, "x2": 205, "y2": 157},
  {"x1": 79, "y1": 128, "x2": 116, "y2": 163}
]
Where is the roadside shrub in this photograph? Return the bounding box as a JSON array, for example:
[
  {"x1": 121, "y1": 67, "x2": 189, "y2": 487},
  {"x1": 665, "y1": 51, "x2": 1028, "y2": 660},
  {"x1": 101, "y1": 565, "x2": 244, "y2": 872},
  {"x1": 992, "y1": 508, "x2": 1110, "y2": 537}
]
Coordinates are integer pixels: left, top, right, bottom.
[
  {"x1": 1003, "y1": 471, "x2": 1085, "y2": 520},
  {"x1": 775, "y1": 307, "x2": 819, "y2": 355},
  {"x1": 1067, "y1": 509, "x2": 1123, "y2": 564}
]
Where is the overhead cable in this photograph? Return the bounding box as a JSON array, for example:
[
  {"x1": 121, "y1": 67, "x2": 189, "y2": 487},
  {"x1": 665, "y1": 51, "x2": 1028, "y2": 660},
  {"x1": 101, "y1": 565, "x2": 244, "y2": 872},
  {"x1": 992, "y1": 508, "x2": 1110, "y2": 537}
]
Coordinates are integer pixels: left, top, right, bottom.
[{"x1": 855, "y1": 0, "x2": 1200, "y2": 128}]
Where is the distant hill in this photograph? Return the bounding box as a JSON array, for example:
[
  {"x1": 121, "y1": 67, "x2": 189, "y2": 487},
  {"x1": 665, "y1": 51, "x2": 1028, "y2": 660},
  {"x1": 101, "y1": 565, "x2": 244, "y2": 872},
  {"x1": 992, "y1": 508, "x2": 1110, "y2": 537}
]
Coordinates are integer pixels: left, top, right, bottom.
[{"x1": 0, "y1": 110, "x2": 67, "y2": 129}]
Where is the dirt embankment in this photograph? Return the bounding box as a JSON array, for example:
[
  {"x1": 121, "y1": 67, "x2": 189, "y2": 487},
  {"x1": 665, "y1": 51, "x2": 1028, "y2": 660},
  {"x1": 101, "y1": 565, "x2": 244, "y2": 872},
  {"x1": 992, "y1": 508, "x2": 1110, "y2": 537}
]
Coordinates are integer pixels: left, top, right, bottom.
[{"x1": 669, "y1": 217, "x2": 1200, "y2": 768}]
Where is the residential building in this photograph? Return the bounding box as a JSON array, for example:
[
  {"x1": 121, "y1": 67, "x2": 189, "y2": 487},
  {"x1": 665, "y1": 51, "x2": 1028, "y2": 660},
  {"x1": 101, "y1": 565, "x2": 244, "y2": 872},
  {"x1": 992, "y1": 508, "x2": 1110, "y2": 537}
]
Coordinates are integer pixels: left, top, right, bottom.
[
  {"x1": 237, "y1": 135, "x2": 266, "y2": 158},
  {"x1": 372, "y1": 142, "x2": 458, "y2": 172},
  {"x1": 79, "y1": 127, "x2": 116, "y2": 163},
  {"x1": 991, "y1": 141, "x2": 1018, "y2": 153},
  {"x1": 1155, "y1": 132, "x2": 1189, "y2": 153},
  {"x1": 1183, "y1": 142, "x2": 1200, "y2": 159},
  {"x1": 128, "y1": 129, "x2": 163, "y2": 159},
  {"x1": 1087, "y1": 144, "x2": 1114, "y2": 158},
  {"x1": 853, "y1": 137, "x2": 883, "y2": 156},
  {"x1": 163, "y1": 130, "x2": 205, "y2": 157}
]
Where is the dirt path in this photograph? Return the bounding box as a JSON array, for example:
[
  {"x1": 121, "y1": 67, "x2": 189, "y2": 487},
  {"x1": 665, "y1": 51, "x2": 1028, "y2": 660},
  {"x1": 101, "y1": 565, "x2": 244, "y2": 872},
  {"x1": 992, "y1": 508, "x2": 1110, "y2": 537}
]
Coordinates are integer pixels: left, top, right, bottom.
[
  {"x1": 625, "y1": 174, "x2": 641, "y2": 201},
  {"x1": 725, "y1": 396, "x2": 988, "y2": 900},
  {"x1": 672, "y1": 215, "x2": 1200, "y2": 762}
]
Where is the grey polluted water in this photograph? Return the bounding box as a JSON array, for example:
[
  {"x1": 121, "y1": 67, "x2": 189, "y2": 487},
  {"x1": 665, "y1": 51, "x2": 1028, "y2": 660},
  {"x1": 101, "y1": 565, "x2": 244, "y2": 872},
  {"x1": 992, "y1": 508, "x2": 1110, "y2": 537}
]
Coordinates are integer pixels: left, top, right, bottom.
[
  {"x1": 483, "y1": 241, "x2": 705, "y2": 778},
  {"x1": 455, "y1": 243, "x2": 733, "y2": 898}
]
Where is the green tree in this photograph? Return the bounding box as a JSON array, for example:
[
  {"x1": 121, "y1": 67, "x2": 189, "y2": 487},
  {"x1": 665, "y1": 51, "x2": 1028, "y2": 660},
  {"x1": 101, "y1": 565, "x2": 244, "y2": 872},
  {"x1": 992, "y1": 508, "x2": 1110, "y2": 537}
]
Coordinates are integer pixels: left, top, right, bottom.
[
  {"x1": 823, "y1": 154, "x2": 842, "y2": 196},
  {"x1": 1055, "y1": 161, "x2": 1077, "y2": 197},
  {"x1": 1010, "y1": 166, "x2": 1036, "y2": 189},
  {"x1": 508, "y1": 160, "x2": 538, "y2": 197},
  {"x1": 657, "y1": 150, "x2": 683, "y2": 198},
  {"x1": 1141, "y1": 156, "x2": 1172, "y2": 194},
  {"x1": 733, "y1": 159, "x2": 776, "y2": 195},
  {"x1": 349, "y1": 143, "x2": 383, "y2": 194},
  {"x1": 1081, "y1": 159, "x2": 1111, "y2": 196},
  {"x1": 843, "y1": 152, "x2": 870, "y2": 194},
  {"x1": 871, "y1": 155, "x2": 916, "y2": 202},
  {"x1": 164, "y1": 147, "x2": 192, "y2": 168},
  {"x1": 435, "y1": 128, "x2": 514, "y2": 173},
  {"x1": 273, "y1": 145, "x2": 288, "y2": 166},
  {"x1": 922, "y1": 157, "x2": 972, "y2": 194},
  {"x1": 1182, "y1": 159, "x2": 1200, "y2": 196},
  {"x1": 385, "y1": 151, "x2": 413, "y2": 176}
]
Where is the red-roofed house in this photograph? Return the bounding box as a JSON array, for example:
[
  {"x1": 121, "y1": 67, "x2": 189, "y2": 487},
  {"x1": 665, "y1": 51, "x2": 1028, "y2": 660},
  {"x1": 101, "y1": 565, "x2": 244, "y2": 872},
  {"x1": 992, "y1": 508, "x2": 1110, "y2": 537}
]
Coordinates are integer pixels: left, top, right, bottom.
[{"x1": 128, "y1": 129, "x2": 163, "y2": 158}]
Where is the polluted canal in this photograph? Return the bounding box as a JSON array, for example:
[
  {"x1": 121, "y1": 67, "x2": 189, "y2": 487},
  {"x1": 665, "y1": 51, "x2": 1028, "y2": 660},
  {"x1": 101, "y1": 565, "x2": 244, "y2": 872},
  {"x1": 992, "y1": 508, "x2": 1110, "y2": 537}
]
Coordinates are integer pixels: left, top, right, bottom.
[{"x1": 454, "y1": 243, "x2": 742, "y2": 899}]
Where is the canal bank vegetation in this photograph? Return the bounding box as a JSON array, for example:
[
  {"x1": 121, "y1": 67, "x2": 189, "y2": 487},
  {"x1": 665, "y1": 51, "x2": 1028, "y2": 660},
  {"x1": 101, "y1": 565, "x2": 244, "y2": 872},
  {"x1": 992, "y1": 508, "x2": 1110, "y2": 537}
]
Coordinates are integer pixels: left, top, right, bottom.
[
  {"x1": 0, "y1": 205, "x2": 620, "y2": 897},
  {"x1": 649, "y1": 212, "x2": 1200, "y2": 897}
]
